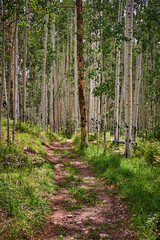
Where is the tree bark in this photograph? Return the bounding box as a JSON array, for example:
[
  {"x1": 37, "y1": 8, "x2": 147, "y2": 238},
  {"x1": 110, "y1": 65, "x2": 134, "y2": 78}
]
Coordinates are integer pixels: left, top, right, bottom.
[
  {"x1": 12, "y1": 24, "x2": 18, "y2": 142},
  {"x1": 76, "y1": 0, "x2": 88, "y2": 146},
  {"x1": 69, "y1": 13, "x2": 72, "y2": 136},
  {"x1": 22, "y1": 4, "x2": 28, "y2": 123},
  {"x1": 7, "y1": 20, "x2": 17, "y2": 142},
  {"x1": 74, "y1": 4, "x2": 78, "y2": 133},
  {"x1": 124, "y1": 0, "x2": 134, "y2": 157},
  {"x1": 50, "y1": 21, "x2": 56, "y2": 132},
  {"x1": 41, "y1": 14, "x2": 49, "y2": 130},
  {"x1": 0, "y1": 2, "x2": 5, "y2": 141},
  {"x1": 132, "y1": 51, "x2": 142, "y2": 143},
  {"x1": 114, "y1": 0, "x2": 122, "y2": 141}
]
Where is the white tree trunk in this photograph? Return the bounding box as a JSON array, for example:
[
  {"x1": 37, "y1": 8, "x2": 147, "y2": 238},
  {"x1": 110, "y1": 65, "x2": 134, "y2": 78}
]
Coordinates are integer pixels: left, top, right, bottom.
[
  {"x1": 132, "y1": 52, "x2": 142, "y2": 143},
  {"x1": 114, "y1": 0, "x2": 122, "y2": 141},
  {"x1": 41, "y1": 14, "x2": 49, "y2": 130},
  {"x1": 12, "y1": 24, "x2": 18, "y2": 142},
  {"x1": 104, "y1": 97, "x2": 107, "y2": 152},
  {"x1": 124, "y1": 0, "x2": 134, "y2": 157},
  {"x1": 74, "y1": 4, "x2": 78, "y2": 133},
  {"x1": 15, "y1": 25, "x2": 19, "y2": 121},
  {"x1": 0, "y1": 3, "x2": 5, "y2": 140},
  {"x1": 45, "y1": 82, "x2": 48, "y2": 129},
  {"x1": 22, "y1": 4, "x2": 28, "y2": 123},
  {"x1": 69, "y1": 13, "x2": 72, "y2": 135},
  {"x1": 50, "y1": 21, "x2": 56, "y2": 132}
]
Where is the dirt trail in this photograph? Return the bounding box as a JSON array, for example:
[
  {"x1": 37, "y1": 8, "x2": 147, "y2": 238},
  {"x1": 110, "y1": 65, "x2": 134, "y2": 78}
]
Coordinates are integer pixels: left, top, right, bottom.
[{"x1": 35, "y1": 139, "x2": 136, "y2": 240}]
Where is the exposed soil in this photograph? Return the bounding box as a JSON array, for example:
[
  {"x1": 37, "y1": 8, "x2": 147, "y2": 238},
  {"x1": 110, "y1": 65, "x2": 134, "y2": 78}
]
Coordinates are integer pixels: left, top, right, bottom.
[{"x1": 34, "y1": 139, "x2": 137, "y2": 240}]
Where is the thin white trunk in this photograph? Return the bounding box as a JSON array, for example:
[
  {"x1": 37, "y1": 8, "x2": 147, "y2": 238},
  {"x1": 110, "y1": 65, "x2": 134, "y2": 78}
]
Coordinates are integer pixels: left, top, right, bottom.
[
  {"x1": 22, "y1": 4, "x2": 28, "y2": 123},
  {"x1": 119, "y1": 79, "x2": 125, "y2": 135},
  {"x1": 3, "y1": 76, "x2": 7, "y2": 115},
  {"x1": 12, "y1": 24, "x2": 18, "y2": 142},
  {"x1": 56, "y1": 25, "x2": 60, "y2": 131},
  {"x1": 114, "y1": 0, "x2": 122, "y2": 141},
  {"x1": 7, "y1": 20, "x2": 16, "y2": 142},
  {"x1": 50, "y1": 21, "x2": 56, "y2": 132},
  {"x1": 45, "y1": 82, "x2": 48, "y2": 129},
  {"x1": 15, "y1": 26, "x2": 19, "y2": 121},
  {"x1": 104, "y1": 97, "x2": 107, "y2": 152},
  {"x1": 97, "y1": 98, "x2": 100, "y2": 148},
  {"x1": 50, "y1": 66, "x2": 53, "y2": 130},
  {"x1": 74, "y1": 4, "x2": 78, "y2": 132},
  {"x1": 124, "y1": 0, "x2": 134, "y2": 157},
  {"x1": 62, "y1": 39, "x2": 66, "y2": 129},
  {"x1": 0, "y1": 3, "x2": 5, "y2": 140},
  {"x1": 69, "y1": 13, "x2": 72, "y2": 135},
  {"x1": 41, "y1": 14, "x2": 49, "y2": 130},
  {"x1": 132, "y1": 52, "x2": 142, "y2": 142}
]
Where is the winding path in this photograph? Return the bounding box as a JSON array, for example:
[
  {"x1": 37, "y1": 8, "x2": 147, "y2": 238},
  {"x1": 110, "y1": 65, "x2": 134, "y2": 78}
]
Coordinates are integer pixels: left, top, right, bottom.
[{"x1": 35, "y1": 139, "x2": 136, "y2": 240}]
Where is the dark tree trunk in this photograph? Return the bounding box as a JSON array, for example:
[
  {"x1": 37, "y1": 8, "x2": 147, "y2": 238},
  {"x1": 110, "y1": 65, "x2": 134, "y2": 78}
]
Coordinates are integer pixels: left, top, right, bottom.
[{"x1": 76, "y1": 0, "x2": 88, "y2": 146}]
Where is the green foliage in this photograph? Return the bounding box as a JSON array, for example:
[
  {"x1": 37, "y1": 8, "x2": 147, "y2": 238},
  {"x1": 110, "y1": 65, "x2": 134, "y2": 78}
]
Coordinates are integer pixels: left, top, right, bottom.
[
  {"x1": 0, "y1": 142, "x2": 28, "y2": 170},
  {"x1": 0, "y1": 121, "x2": 56, "y2": 239},
  {"x1": 133, "y1": 141, "x2": 160, "y2": 165},
  {"x1": 46, "y1": 129, "x2": 57, "y2": 142},
  {"x1": 15, "y1": 121, "x2": 42, "y2": 137}
]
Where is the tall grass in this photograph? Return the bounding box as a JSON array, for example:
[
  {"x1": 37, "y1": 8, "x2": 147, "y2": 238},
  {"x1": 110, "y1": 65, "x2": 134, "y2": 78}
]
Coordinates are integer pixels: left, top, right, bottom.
[{"x1": 0, "y1": 120, "x2": 57, "y2": 239}]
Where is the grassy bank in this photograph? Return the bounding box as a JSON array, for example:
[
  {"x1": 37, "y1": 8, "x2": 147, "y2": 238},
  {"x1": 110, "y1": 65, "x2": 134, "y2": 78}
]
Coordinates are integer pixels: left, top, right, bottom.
[
  {"x1": 0, "y1": 120, "x2": 57, "y2": 240},
  {"x1": 73, "y1": 133, "x2": 160, "y2": 240}
]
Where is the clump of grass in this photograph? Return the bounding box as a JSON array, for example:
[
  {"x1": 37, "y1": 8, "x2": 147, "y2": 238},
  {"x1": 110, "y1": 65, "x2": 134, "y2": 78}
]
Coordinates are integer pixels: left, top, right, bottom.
[
  {"x1": 69, "y1": 187, "x2": 98, "y2": 206},
  {"x1": 133, "y1": 141, "x2": 160, "y2": 165},
  {"x1": 73, "y1": 137, "x2": 160, "y2": 240},
  {"x1": 16, "y1": 121, "x2": 42, "y2": 138}
]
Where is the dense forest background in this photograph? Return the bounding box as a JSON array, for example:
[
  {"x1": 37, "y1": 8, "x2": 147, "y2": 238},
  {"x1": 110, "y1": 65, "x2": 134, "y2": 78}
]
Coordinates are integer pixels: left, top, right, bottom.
[
  {"x1": 0, "y1": 1, "x2": 160, "y2": 239},
  {"x1": 0, "y1": 0, "x2": 160, "y2": 154}
]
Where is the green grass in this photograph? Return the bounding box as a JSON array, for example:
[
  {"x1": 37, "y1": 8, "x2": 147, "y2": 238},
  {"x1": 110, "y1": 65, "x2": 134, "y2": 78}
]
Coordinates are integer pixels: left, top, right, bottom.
[
  {"x1": 68, "y1": 186, "x2": 98, "y2": 206},
  {"x1": 73, "y1": 134, "x2": 160, "y2": 240},
  {"x1": 0, "y1": 120, "x2": 57, "y2": 239}
]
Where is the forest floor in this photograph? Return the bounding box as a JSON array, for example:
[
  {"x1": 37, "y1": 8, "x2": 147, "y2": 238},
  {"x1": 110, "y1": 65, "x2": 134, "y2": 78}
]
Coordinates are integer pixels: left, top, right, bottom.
[{"x1": 34, "y1": 139, "x2": 137, "y2": 240}]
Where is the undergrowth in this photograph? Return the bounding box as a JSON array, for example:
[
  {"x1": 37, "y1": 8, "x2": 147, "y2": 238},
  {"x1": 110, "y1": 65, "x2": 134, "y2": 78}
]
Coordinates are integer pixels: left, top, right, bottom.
[
  {"x1": 73, "y1": 133, "x2": 160, "y2": 240},
  {"x1": 0, "y1": 120, "x2": 57, "y2": 240}
]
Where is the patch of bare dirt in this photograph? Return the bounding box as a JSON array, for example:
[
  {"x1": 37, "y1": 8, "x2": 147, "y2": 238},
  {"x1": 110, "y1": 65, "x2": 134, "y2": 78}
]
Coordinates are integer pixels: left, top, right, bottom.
[{"x1": 34, "y1": 139, "x2": 137, "y2": 240}]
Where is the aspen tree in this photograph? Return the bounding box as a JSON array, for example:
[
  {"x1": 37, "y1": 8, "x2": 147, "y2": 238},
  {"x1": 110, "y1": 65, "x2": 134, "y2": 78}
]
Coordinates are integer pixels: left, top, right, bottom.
[
  {"x1": 3, "y1": 75, "x2": 7, "y2": 117},
  {"x1": 11, "y1": 23, "x2": 15, "y2": 121},
  {"x1": 15, "y1": 26, "x2": 19, "y2": 121},
  {"x1": 7, "y1": 21, "x2": 16, "y2": 142},
  {"x1": 62, "y1": 39, "x2": 67, "y2": 129},
  {"x1": 56, "y1": 25, "x2": 60, "y2": 131},
  {"x1": 22, "y1": 4, "x2": 28, "y2": 123},
  {"x1": 12, "y1": 24, "x2": 18, "y2": 142},
  {"x1": 114, "y1": 0, "x2": 122, "y2": 141},
  {"x1": 119, "y1": 78, "x2": 125, "y2": 135},
  {"x1": 132, "y1": 51, "x2": 142, "y2": 143},
  {"x1": 41, "y1": 14, "x2": 49, "y2": 130},
  {"x1": 142, "y1": 48, "x2": 147, "y2": 138},
  {"x1": 99, "y1": 25, "x2": 107, "y2": 151},
  {"x1": 104, "y1": 97, "x2": 107, "y2": 152},
  {"x1": 69, "y1": 13, "x2": 72, "y2": 136},
  {"x1": 76, "y1": 0, "x2": 88, "y2": 146},
  {"x1": 50, "y1": 63, "x2": 54, "y2": 131},
  {"x1": 74, "y1": 3, "x2": 78, "y2": 133},
  {"x1": 50, "y1": 21, "x2": 56, "y2": 132},
  {"x1": 45, "y1": 83, "x2": 48, "y2": 129},
  {"x1": 0, "y1": 1, "x2": 5, "y2": 141},
  {"x1": 124, "y1": 0, "x2": 134, "y2": 157}
]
